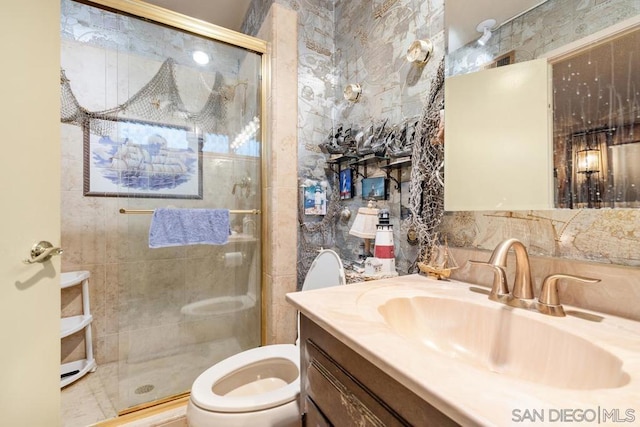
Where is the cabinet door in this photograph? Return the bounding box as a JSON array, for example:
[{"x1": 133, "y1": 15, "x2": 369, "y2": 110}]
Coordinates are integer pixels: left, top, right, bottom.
[
  {"x1": 300, "y1": 315, "x2": 457, "y2": 427},
  {"x1": 306, "y1": 339, "x2": 389, "y2": 426},
  {"x1": 445, "y1": 58, "x2": 552, "y2": 210}
]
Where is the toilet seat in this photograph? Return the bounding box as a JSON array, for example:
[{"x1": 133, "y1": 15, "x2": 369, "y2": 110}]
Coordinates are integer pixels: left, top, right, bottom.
[
  {"x1": 301, "y1": 249, "x2": 346, "y2": 291},
  {"x1": 190, "y1": 344, "x2": 299, "y2": 413}
]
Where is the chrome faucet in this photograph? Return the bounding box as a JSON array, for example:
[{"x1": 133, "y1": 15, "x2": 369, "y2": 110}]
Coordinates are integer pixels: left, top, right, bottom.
[{"x1": 470, "y1": 238, "x2": 600, "y2": 316}]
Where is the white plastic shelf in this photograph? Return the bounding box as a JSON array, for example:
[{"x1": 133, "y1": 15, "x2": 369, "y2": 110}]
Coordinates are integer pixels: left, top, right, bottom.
[
  {"x1": 60, "y1": 359, "x2": 97, "y2": 388},
  {"x1": 61, "y1": 270, "x2": 90, "y2": 289},
  {"x1": 60, "y1": 314, "x2": 93, "y2": 338},
  {"x1": 60, "y1": 270, "x2": 96, "y2": 388}
]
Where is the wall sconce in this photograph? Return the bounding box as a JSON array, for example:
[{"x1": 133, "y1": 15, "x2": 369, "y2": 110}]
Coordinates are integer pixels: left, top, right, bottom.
[
  {"x1": 343, "y1": 83, "x2": 362, "y2": 102},
  {"x1": 348, "y1": 200, "x2": 379, "y2": 258},
  {"x1": 476, "y1": 19, "x2": 496, "y2": 46},
  {"x1": 339, "y1": 207, "x2": 352, "y2": 222},
  {"x1": 342, "y1": 83, "x2": 362, "y2": 102},
  {"x1": 406, "y1": 39, "x2": 433, "y2": 64}
]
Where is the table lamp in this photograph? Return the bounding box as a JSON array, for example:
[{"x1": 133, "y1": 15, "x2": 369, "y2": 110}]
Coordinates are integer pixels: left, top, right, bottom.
[{"x1": 348, "y1": 200, "x2": 379, "y2": 258}]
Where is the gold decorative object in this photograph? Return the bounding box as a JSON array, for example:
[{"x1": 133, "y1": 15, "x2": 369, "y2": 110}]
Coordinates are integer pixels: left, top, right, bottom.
[
  {"x1": 343, "y1": 83, "x2": 362, "y2": 102},
  {"x1": 418, "y1": 238, "x2": 458, "y2": 280},
  {"x1": 406, "y1": 39, "x2": 433, "y2": 64}
]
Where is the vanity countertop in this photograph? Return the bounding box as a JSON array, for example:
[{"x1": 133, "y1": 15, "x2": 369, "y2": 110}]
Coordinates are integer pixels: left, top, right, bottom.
[{"x1": 286, "y1": 274, "x2": 640, "y2": 426}]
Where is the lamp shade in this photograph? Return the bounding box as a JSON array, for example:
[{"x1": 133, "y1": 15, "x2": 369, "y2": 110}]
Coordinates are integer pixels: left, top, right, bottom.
[
  {"x1": 576, "y1": 149, "x2": 600, "y2": 173},
  {"x1": 349, "y1": 203, "x2": 379, "y2": 239}
]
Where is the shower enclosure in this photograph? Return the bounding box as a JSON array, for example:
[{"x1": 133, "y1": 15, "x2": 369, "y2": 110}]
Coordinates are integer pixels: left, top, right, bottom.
[{"x1": 60, "y1": 0, "x2": 266, "y2": 416}]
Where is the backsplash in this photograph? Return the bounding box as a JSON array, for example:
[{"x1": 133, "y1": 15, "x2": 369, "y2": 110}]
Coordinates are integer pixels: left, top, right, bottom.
[
  {"x1": 442, "y1": 209, "x2": 640, "y2": 267},
  {"x1": 449, "y1": 246, "x2": 640, "y2": 321}
]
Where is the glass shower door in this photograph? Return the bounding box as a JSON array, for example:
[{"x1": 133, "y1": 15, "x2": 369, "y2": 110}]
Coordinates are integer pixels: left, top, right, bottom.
[{"x1": 60, "y1": 0, "x2": 264, "y2": 414}]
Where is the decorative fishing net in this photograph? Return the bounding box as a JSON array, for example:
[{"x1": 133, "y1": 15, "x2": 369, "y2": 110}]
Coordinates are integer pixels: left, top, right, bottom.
[
  {"x1": 402, "y1": 58, "x2": 446, "y2": 265},
  {"x1": 60, "y1": 58, "x2": 228, "y2": 135}
]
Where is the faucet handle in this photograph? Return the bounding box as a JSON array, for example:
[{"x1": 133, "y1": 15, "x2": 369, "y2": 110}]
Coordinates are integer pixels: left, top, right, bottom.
[
  {"x1": 536, "y1": 274, "x2": 601, "y2": 317},
  {"x1": 469, "y1": 261, "x2": 509, "y2": 302}
]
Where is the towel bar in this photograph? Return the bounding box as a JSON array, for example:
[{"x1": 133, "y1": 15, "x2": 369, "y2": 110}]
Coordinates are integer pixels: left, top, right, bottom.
[{"x1": 119, "y1": 208, "x2": 261, "y2": 215}]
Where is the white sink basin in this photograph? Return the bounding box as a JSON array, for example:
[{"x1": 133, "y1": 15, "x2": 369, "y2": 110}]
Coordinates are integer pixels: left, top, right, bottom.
[{"x1": 377, "y1": 295, "x2": 630, "y2": 390}]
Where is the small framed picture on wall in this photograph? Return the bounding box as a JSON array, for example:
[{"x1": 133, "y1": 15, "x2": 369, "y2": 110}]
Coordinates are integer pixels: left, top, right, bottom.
[
  {"x1": 339, "y1": 168, "x2": 352, "y2": 200},
  {"x1": 362, "y1": 177, "x2": 387, "y2": 200},
  {"x1": 303, "y1": 184, "x2": 327, "y2": 215}
]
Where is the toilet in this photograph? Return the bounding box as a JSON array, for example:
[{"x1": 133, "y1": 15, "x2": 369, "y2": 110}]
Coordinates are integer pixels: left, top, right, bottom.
[{"x1": 187, "y1": 249, "x2": 346, "y2": 427}]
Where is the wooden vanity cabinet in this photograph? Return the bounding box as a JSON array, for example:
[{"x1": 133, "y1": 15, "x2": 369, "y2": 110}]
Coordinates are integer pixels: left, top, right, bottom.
[{"x1": 300, "y1": 314, "x2": 457, "y2": 427}]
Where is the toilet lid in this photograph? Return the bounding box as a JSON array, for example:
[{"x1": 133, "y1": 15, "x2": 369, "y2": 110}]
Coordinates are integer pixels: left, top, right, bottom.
[
  {"x1": 301, "y1": 249, "x2": 346, "y2": 291},
  {"x1": 190, "y1": 344, "x2": 300, "y2": 413}
]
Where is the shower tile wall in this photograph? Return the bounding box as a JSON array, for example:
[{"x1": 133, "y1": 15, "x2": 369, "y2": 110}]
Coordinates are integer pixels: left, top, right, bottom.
[{"x1": 443, "y1": 0, "x2": 640, "y2": 267}]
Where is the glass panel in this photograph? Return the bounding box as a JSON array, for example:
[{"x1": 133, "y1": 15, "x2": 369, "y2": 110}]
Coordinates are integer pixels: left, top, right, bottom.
[
  {"x1": 60, "y1": 0, "x2": 262, "y2": 416},
  {"x1": 553, "y1": 26, "x2": 640, "y2": 209}
]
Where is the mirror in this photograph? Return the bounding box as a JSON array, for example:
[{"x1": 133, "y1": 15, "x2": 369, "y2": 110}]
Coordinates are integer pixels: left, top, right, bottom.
[
  {"x1": 552, "y1": 27, "x2": 640, "y2": 208},
  {"x1": 444, "y1": 0, "x2": 640, "y2": 210}
]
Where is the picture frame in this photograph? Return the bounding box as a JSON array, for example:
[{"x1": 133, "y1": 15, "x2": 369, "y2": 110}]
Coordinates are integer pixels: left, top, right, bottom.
[
  {"x1": 303, "y1": 184, "x2": 327, "y2": 215},
  {"x1": 362, "y1": 176, "x2": 387, "y2": 200},
  {"x1": 339, "y1": 168, "x2": 353, "y2": 200},
  {"x1": 83, "y1": 119, "x2": 202, "y2": 199}
]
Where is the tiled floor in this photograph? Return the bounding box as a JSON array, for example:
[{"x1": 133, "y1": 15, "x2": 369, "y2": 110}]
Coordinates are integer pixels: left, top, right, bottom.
[
  {"x1": 61, "y1": 363, "x2": 118, "y2": 427},
  {"x1": 62, "y1": 338, "x2": 242, "y2": 426}
]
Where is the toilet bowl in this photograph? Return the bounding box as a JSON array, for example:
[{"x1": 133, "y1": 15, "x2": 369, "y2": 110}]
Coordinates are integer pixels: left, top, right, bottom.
[
  {"x1": 180, "y1": 293, "x2": 256, "y2": 318},
  {"x1": 187, "y1": 249, "x2": 346, "y2": 427}
]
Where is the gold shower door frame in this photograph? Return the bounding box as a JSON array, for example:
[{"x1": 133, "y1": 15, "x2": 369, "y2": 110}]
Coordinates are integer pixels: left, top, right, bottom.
[{"x1": 79, "y1": 0, "x2": 269, "y2": 418}]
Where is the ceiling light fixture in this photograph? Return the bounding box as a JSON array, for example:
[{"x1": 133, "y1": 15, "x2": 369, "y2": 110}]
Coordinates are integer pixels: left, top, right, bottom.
[
  {"x1": 192, "y1": 50, "x2": 210, "y2": 65},
  {"x1": 476, "y1": 19, "x2": 496, "y2": 46}
]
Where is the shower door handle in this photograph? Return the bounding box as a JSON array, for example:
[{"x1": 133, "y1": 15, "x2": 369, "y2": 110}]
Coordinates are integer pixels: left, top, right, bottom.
[{"x1": 23, "y1": 241, "x2": 63, "y2": 264}]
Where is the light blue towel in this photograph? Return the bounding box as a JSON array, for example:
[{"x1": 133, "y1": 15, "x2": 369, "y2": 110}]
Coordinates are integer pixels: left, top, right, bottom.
[{"x1": 149, "y1": 208, "x2": 230, "y2": 248}]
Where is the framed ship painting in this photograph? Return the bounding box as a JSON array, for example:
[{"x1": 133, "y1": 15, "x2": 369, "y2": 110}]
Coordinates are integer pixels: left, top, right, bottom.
[{"x1": 83, "y1": 119, "x2": 203, "y2": 199}]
